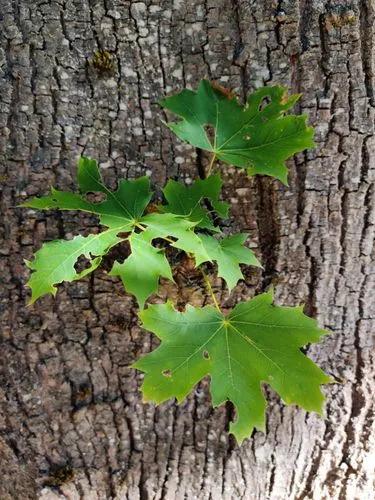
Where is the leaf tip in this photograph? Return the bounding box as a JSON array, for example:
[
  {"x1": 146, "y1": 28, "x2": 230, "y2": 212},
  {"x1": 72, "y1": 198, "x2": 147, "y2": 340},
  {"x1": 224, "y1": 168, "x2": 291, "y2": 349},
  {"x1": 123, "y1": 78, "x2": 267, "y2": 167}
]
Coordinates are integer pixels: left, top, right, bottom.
[
  {"x1": 26, "y1": 296, "x2": 36, "y2": 307},
  {"x1": 24, "y1": 258, "x2": 32, "y2": 269}
]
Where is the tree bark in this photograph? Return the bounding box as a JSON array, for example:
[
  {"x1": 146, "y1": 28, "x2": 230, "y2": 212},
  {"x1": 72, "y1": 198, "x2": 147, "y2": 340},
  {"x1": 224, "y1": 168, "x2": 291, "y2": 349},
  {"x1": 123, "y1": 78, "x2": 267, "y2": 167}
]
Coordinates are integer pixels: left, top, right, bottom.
[{"x1": 0, "y1": 1, "x2": 374, "y2": 499}]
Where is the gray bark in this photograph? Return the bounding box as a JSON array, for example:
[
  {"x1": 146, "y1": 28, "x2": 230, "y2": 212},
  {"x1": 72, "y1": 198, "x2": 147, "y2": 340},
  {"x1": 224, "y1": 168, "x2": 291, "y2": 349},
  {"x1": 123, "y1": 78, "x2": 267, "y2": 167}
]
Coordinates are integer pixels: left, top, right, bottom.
[{"x1": 0, "y1": 0, "x2": 374, "y2": 499}]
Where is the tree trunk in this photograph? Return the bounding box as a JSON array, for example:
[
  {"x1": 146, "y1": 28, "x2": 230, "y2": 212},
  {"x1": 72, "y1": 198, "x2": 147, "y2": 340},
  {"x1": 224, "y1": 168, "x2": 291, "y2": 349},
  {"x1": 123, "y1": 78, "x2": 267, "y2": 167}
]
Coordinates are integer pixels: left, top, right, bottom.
[{"x1": 0, "y1": 0, "x2": 374, "y2": 499}]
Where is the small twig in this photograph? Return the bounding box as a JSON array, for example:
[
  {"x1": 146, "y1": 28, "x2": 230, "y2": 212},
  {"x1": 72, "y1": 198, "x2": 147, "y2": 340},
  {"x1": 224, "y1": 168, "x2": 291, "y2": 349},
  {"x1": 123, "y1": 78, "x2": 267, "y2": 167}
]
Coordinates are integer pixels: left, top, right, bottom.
[
  {"x1": 201, "y1": 268, "x2": 221, "y2": 312},
  {"x1": 206, "y1": 153, "x2": 217, "y2": 176}
]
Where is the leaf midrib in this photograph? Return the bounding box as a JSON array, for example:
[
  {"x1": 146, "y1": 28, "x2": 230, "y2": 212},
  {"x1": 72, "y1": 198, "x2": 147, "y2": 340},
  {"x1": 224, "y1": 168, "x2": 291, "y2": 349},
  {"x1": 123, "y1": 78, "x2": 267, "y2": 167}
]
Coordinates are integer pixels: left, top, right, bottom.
[
  {"x1": 216, "y1": 128, "x2": 309, "y2": 155},
  {"x1": 84, "y1": 167, "x2": 137, "y2": 221},
  {"x1": 155, "y1": 317, "x2": 288, "y2": 380}
]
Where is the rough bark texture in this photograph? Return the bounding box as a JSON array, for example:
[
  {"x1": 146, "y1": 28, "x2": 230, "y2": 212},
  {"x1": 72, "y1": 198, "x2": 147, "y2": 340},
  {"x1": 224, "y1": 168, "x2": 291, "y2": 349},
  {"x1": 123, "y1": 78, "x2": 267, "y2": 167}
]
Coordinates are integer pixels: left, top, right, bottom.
[{"x1": 0, "y1": 1, "x2": 374, "y2": 499}]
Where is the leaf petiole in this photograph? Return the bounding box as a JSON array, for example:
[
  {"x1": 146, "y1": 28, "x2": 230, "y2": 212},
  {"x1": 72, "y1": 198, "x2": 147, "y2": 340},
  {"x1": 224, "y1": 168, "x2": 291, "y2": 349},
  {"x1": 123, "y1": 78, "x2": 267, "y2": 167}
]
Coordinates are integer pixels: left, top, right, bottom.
[
  {"x1": 206, "y1": 153, "x2": 217, "y2": 177},
  {"x1": 201, "y1": 268, "x2": 221, "y2": 312}
]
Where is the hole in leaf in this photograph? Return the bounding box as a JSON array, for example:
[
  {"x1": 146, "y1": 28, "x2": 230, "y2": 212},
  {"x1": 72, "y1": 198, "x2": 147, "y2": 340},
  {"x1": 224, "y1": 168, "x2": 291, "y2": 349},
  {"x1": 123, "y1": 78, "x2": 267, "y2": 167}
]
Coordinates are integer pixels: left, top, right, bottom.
[
  {"x1": 204, "y1": 124, "x2": 215, "y2": 142},
  {"x1": 203, "y1": 350, "x2": 210, "y2": 360},
  {"x1": 74, "y1": 255, "x2": 92, "y2": 273},
  {"x1": 101, "y1": 240, "x2": 130, "y2": 272},
  {"x1": 117, "y1": 231, "x2": 131, "y2": 239},
  {"x1": 162, "y1": 369, "x2": 172, "y2": 378},
  {"x1": 145, "y1": 202, "x2": 161, "y2": 214},
  {"x1": 153, "y1": 238, "x2": 172, "y2": 249},
  {"x1": 259, "y1": 96, "x2": 271, "y2": 111},
  {"x1": 85, "y1": 192, "x2": 107, "y2": 203}
]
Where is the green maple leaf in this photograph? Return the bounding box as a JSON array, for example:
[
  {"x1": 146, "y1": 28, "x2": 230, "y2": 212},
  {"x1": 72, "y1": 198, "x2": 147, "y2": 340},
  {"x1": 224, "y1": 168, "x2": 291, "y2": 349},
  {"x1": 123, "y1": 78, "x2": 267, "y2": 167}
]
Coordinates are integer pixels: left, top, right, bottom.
[
  {"x1": 110, "y1": 231, "x2": 173, "y2": 309},
  {"x1": 23, "y1": 156, "x2": 152, "y2": 230},
  {"x1": 23, "y1": 157, "x2": 154, "y2": 304},
  {"x1": 197, "y1": 233, "x2": 261, "y2": 290},
  {"x1": 162, "y1": 174, "x2": 229, "y2": 230},
  {"x1": 26, "y1": 229, "x2": 121, "y2": 303},
  {"x1": 160, "y1": 80, "x2": 315, "y2": 184},
  {"x1": 134, "y1": 290, "x2": 331, "y2": 443}
]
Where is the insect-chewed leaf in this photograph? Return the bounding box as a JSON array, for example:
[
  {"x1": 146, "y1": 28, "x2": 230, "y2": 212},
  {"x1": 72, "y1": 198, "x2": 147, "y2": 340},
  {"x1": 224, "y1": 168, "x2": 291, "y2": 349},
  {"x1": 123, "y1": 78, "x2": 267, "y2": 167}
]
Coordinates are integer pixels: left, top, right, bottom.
[
  {"x1": 139, "y1": 212, "x2": 211, "y2": 264},
  {"x1": 134, "y1": 290, "x2": 331, "y2": 443},
  {"x1": 197, "y1": 233, "x2": 262, "y2": 290},
  {"x1": 22, "y1": 157, "x2": 231, "y2": 305},
  {"x1": 26, "y1": 229, "x2": 122, "y2": 303},
  {"x1": 160, "y1": 80, "x2": 315, "y2": 184},
  {"x1": 162, "y1": 174, "x2": 229, "y2": 230},
  {"x1": 22, "y1": 157, "x2": 158, "y2": 303},
  {"x1": 110, "y1": 232, "x2": 173, "y2": 309},
  {"x1": 22, "y1": 156, "x2": 152, "y2": 230}
]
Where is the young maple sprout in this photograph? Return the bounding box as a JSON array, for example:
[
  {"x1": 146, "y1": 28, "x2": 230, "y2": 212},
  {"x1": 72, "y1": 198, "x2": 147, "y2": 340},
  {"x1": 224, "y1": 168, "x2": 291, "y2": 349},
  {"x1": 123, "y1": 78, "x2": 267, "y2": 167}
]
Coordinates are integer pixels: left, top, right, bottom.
[
  {"x1": 22, "y1": 158, "x2": 260, "y2": 307},
  {"x1": 23, "y1": 80, "x2": 331, "y2": 444}
]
